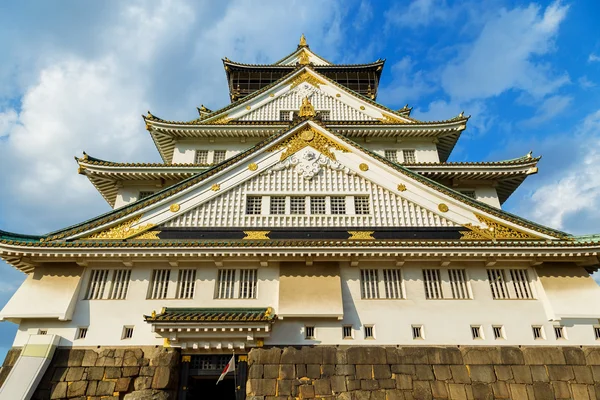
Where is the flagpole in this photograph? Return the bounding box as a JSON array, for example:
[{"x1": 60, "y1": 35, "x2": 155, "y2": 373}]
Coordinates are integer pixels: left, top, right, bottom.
[{"x1": 233, "y1": 350, "x2": 237, "y2": 399}]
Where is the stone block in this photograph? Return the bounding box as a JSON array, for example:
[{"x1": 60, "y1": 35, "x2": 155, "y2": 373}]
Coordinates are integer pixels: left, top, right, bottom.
[
  {"x1": 386, "y1": 347, "x2": 400, "y2": 364},
  {"x1": 280, "y1": 347, "x2": 299, "y2": 364},
  {"x1": 322, "y1": 364, "x2": 335, "y2": 377},
  {"x1": 248, "y1": 379, "x2": 277, "y2": 396},
  {"x1": 509, "y1": 383, "x2": 529, "y2": 400},
  {"x1": 115, "y1": 377, "x2": 132, "y2": 392},
  {"x1": 448, "y1": 384, "x2": 467, "y2": 400},
  {"x1": 385, "y1": 389, "x2": 405, "y2": 400},
  {"x1": 371, "y1": 390, "x2": 386, "y2": 400},
  {"x1": 2, "y1": 348, "x2": 22, "y2": 367},
  {"x1": 563, "y1": 347, "x2": 587, "y2": 365},
  {"x1": 433, "y1": 365, "x2": 451, "y2": 381},
  {"x1": 396, "y1": 374, "x2": 413, "y2": 390},
  {"x1": 134, "y1": 376, "x2": 153, "y2": 390},
  {"x1": 592, "y1": 366, "x2": 600, "y2": 381},
  {"x1": 323, "y1": 347, "x2": 337, "y2": 364},
  {"x1": 428, "y1": 347, "x2": 462, "y2": 365},
  {"x1": 430, "y1": 381, "x2": 448, "y2": 398},
  {"x1": 397, "y1": 347, "x2": 429, "y2": 365},
  {"x1": 461, "y1": 347, "x2": 501, "y2": 365},
  {"x1": 494, "y1": 365, "x2": 513, "y2": 381},
  {"x1": 263, "y1": 364, "x2": 279, "y2": 379},
  {"x1": 574, "y1": 366, "x2": 594, "y2": 384},
  {"x1": 471, "y1": 382, "x2": 493, "y2": 400},
  {"x1": 469, "y1": 365, "x2": 496, "y2": 383},
  {"x1": 104, "y1": 366, "x2": 122, "y2": 379},
  {"x1": 412, "y1": 380, "x2": 433, "y2": 400},
  {"x1": 86, "y1": 380, "x2": 97, "y2": 396},
  {"x1": 336, "y1": 364, "x2": 355, "y2": 376},
  {"x1": 331, "y1": 375, "x2": 347, "y2": 393},
  {"x1": 67, "y1": 350, "x2": 85, "y2": 367},
  {"x1": 302, "y1": 347, "x2": 323, "y2": 364},
  {"x1": 380, "y1": 378, "x2": 396, "y2": 389},
  {"x1": 523, "y1": 347, "x2": 566, "y2": 365},
  {"x1": 553, "y1": 381, "x2": 572, "y2": 399},
  {"x1": 336, "y1": 348, "x2": 347, "y2": 365},
  {"x1": 52, "y1": 367, "x2": 68, "y2": 382},
  {"x1": 499, "y1": 347, "x2": 524, "y2": 365},
  {"x1": 249, "y1": 365, "x2": 264, "y2": 379},
  {"x1": 511, "y1": 365, "x2": 532, "y2": 384},
  {"x1": 586, "y1": 348, "x2": 600, "y2": 366},
  {"x1": 307, "y1": 364, "x2": 321, "y2": 379},
  {"x1": 152, "y1": 366, "x2": 174, "y2": 389},
  {"x1": 415, "y1": 365, "x2": 434, "y2": 380},
  {"x1": 66, "y1": 380, "x2": 87, "y2": 397},
  {"x1": 261, "y1": 348, "x2": 282, "y2": 365},
  {"x1": 277, "y1": 364, "x2": 294, "y2": 380},
  {"x1": 533, "y1": 382, "x2": 554, "y2": 399},
  {"x1": 122, "y1": 366, "x2": 140, "y2": 377},
  {"x1": 315, "y1": 378, "x2": 331, "y2": 395},
  {"x1": 492, "y1": 381, "x2": 510, "y2": 399},
  {"x1": 361, "y1": 379, "x2": 379, "y2": 390},
  {"x1": 277, "y1": 379, "x2": 292, "y2": 396},
  {"x1": 153, "y1": 350, "x2": 177, "y2": 367},
  {"x1": 572, "y1": 384, "x2": 593, "y2": 400},
  {"x1": 299, "y1": 384, "x2": 315, "y2": 398},
  {"x1": 548, "y1": 365, "x2": 574, "y2": 381},
  {"x1": 347, "y1": 347, "x2": 387, "y2": 365},
  {"x1": 347, "y1": 378, "x2": 361, "y2": 391},
  {"x1": 531, "y1": 365, "x2": 549, "y2": 382},
  {"x1": 354, "y1": 391, "x2": 371, "y2": 400},
  {"x1": 96, "y1": 380, "x2": 116, "y2": 396},
  {"x1": 50, "y1": 382, "x2": 67, "y2": 399},
  {"x1": 356, "y1": 365, "x2": 373, "y2": 379},
  {"x1": 65, "y1": 366, "x2": 85, "y2": 382},
  {"x1": 53, "y1": 349, "x2": 71, "y2": 367},
  {"x1": 391, "y1": 365, "x2": 415, "y2": 375},
  {"x1": 81, "y1": 350, "x2": 98, "y2": 367},
  {"x1": 450, "y1": 365, "x2": 471, "y2": 384},
  {"x1": 296, "y1": 364, "x2": 307, "y2": 378},
  {"x1": 140, "y1": 366, "x2": 156, "y2": 376},
  {"x1": 123, "y1": 389, "x2": 172, "y2": 400}
]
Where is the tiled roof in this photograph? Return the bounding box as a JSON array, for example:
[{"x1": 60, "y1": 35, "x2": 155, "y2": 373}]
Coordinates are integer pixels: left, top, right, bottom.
[
  {"x1": 223, "y1": 59, "x2": 385, "y2": 69},
  {"x1": 144, "y1": 307, "x2": 275, "y2": 323}
]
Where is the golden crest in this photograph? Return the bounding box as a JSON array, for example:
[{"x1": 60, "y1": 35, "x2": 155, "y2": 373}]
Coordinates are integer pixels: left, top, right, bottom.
[
  {"x1": 360, "y1": 106, "x2": 365, "y2": 110},
  {"x1": 336, "y1": 93, "x2": 341, "y2": 97},
  {"x1": 397, "y1": 184, "x2": 407, "y2": 192},
  {"x1": 243, "y1": 231, "x2": 270, "y2": 240},
  {"x1": 348, "y1": 231, "x2": 375, "y2": 240},
  {"x1": 248, "y1": 163, "x2": 258, "y2": 171},
  {"x1": 267, "y1": 127, "x2": 349, "y2": 161},
  {"x1": 170, "y1": 204, "x2": 180, "y2": 212},
  {"x1": 460, "y1": 214, "x2": 541, "y2": 241},
  {"x1": 286, "y1": 71, "x2": 325, "y2": 90},
  {"x1": 299, "y1": 97, "x2": 316, "y2": 117},
  {"x1": 85, "y1": 215, "x2": 158, "y2": 240},
  {"x1": 211, "y1": 184, "x2": 221, "y2": 191},
  {"x1": 245, "y1": 105, "x2": 251, "y2": 110},
  {"x1": 438, "y1": 203, "x2": 449, "y2": 212},
  {"x1": 359, "y1": 163, "x2": 369, "y2": 171}
]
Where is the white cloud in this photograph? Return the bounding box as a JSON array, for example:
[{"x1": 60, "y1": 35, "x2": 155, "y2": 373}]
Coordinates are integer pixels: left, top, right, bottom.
[
  {"x1": 378, "y1": 57, "x2": 437, "y2": 105},
  {"x1": 441, "y1": 1, "x2": 570, "y2": 101},
  {"x1": 385, "y1": 0, "x2": 455, "y2": 28},
  {"x1": 579, "y1": 76, "x2": 596, "y2": 89},
  {"x1": 0, "y1": 109, "x2": 17, "y2": 138},
  {"x1": 521, "y1": 95, "x2": 572, "y2": 126},
  {"x1": 589, "y1": 53, "x2": 600, "y2": 63}
]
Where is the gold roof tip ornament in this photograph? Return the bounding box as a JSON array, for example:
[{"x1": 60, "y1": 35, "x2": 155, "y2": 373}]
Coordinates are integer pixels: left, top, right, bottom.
[
  {"x1": 299, "y1": 97, "x2": 316, "y2": 117},
  {"x1": 299, "y1": 33, "x2": 307, "y2": 47},
  {"x1": 298, "y1": 50, "x2": 310, "y2": 65}
]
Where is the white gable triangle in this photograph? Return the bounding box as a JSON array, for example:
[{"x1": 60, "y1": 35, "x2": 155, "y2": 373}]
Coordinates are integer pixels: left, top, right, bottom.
[{"x1": 276, "y1": 48, "x2": 331, "y2": 66}]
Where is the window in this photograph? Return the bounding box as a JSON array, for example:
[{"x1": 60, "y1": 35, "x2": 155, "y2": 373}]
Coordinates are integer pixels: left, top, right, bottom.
[
  {"x1": 270, "y1": 196, "x2": 286, "y2": 215},
  {"x1": 532, "y1": 326, "x2": 545, "y2": 340},
  {"x1": 176, "y1": 269, "x2": 196, "y2": 299},
  {"x1": 471, "y1": 326, "x2": 483, "y2": 340},
  {"x1": 423, "y1": 269, "x2": 443, "y2": 299},
  {"x1": 487, "y1": 269, "x2": 509, "y2": 299},
  {"x1": 510, "y1": 269, "x2": 533, "y2": 299},
  {"x1": 493, "y1": 325, "x2": 505, "y2": 340},
  {"x1": 330, "y1": 196, "x2": 346, "y2": 215},
  {"x1": 449, "y1": 269, "x2": 469, "y2": 299},
  {"x1": 383, "y1": 269, "x2": 402, "y2": 299},
  {"x1": 246, "y1": 196, "x2": 262, "y2": 215},
  {"x1": 354, "y1": 196, "x2": 370, "y2": 215},
  {"x1": 38, "y1": 329, "x2": 48, "y2": 336},
  {"x1": 195, "y1": 150, "x2": 209, "y2": 164},
  {"x1": 149, "y1": 269, "x2": 170, "y2": 299},
  {"x1": 76, "y1": 327, "x2": 88, "y2": 340},
  {"x1": 216, "y1": 269, "x2": 236, "y2": 299},
  {"x1": 290, "y1": 196, "x2": 306, "y2": 214},
  {"x1": 384, "y1": 150, "x2": 398, "y2": 162},
  {"x1": 239, "y1": 269, "x2": 258, "y2": 299},
  {"x1": 402, "y1": 149, "x2": 416, "y2": 163},
  {"x1": 459, "y1": 190, "x2": 476, "y2": 199},
  {"x1": 305, "y1": 326, "x2": 315, "y2": 339},
  {"x1": 310, "y1": 196, "x2": 326, "y2": 214},
  {"x1": 279, "y1": 110, "x2": 292, "y2": 121},
  {"x1": 213, "y1": 150, "x2": 227, "y2": 164},
  {"x1": 360, "y1": 269, "x2": 380, "y2": 299},
  {"x1": 343, "y1": 325, "x2": 353, "y2": 339},
  {"x1": 139, "y1": 191, "x2": 154, "y2": 200},
  {"x1": 364, "y1": 325, "x2": 375, "y2": 339},
  {"x1": 412, "y1": 325, "x2": 423, "y2": 339},
  {"x1": 554, "y1": 326, "x2": 566, "y2": 340},
  {"x1": 317, "y1": 110, "x2": 330, "y2": 120},
  {"x1": 86, "y1": 269, "x2": 109, "y2": 300},
  {"x1": 122, "y1": 326, "x2": 134, "y2": 340},
  {"x1": 595, "y1": 326, "x2": 600, "y2": 340},
  {"x1": 108, "y1": 269, "x2": 131, "y2": 300}
]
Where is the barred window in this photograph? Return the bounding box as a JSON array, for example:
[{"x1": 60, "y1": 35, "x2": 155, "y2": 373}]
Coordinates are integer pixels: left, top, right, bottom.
[
  {"x1": 176, "y1": 269, "x2": 196, "y2": 299},
  {"x1": 412, "y1": 325, "x2": 423, "y2": 339},
  {"x1": 305, "y1": 326, "x2": 315, "y2": 339},
  {"x1": 493, "y1": 325, "x2": 505, "y2": 340},
  {"x1": 471, "y1": 326, "x2": 483, "y2": 340},
  {"x1": 246, "y1": 196, "x2": 262, "y2": 215},
  {"x1": 423, "y1": 269, "x2": 443, "y2": 299},
  {"x1": 149, "y1": 269, "x2": 170, "y2": 299},
  {"x1": 216, "y1": 269, "x2": 236, "y2": 299},
  {"x1": 270, "y1": 196, "x2": 286, "y2": 215},
  {"x1": 360, "y1": 269, "x2": 379, "y2": 299},
  {"x1": 195, "y1": 150, "x2": 209, "y2": 164},
  {"x1": 383, "y1": 269, "x2": 402, "y2": 299},
  {"x1": 86, "y1": 269, "x2": 109, "y2": 299},
  {"x1": 402, "y1": 149, "x2": 416, "y2": 163},
  {"x1": 384, "y1": 150, "x2": 398, "y2": 162},
  {"x1": 594, "y1": 326, "x2": 600, "y2": 340},
  {"x1": 310, "y1": 196, "x2": 326, "y2": 214},
  {"x1": 122, "y1": 326, "x2": 134, "y2": 340},
  {"x1": 76, "y1": 327, "x2": 88, "y2": 340},
  {"x1": 449, "y1": 269, "x2": 469, "y2": 299},
  {"x1": 487, "y1": 269, "x2": 509, "y2": 299},
  {"x1": 108, "y1": 269, "x2": 131, "y2": 300},
  {"x1": 554, "y1": 326, "x2": 566, "y2": 340},
  {"x1": 239, "y1": 269, "x2": 258, "y2": 299},
  {"x1": 138, "y1": 191, "x2": 154, "y2": 200},
  {"x1": 532, "y1": 326, "x2": 544, "y2": 340},
  {"x1": 290, "y1": 196, "x2": 306, "y2": 214},
  {"x1": 342, "y1": 325, "x2": 353, "y2": 339},
  {"x1": 279, "y1": 110, "x2": 290, "y2": 121},
  {"x1": 510, "y1": 269, "x2": 533, "y2": 299},
  {"x1": 330, "y1": 196, "x2": 346, "y2": 215},
  {"x1": 213, "y1": 150, "x2": 227, "y2": 164},
  {"x1": 364, "y1": 325, "x2": 375, "y2": 339},
  {"x1": 354, "y1": 196, "x2": 370, "y2": 215},
  {"x1": 317, "y1": 110, "x2": 330, "y2": 120}
]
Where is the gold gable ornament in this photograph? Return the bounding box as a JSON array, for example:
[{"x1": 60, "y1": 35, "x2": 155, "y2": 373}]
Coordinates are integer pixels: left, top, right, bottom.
[
  {"x1": 85, "y1": 215, "x2": 160, "y2": 240},
  {"x1": 267, "y1": 126, "x2": 349, "y2": 161},
  {"x1": 286, "y1": 71, "x2": 325, "y2": 90},
  {"x1": 299, "y1": 97, "x2": 316, "y2": 117},
  {"x1": 460, "y1": 214, "x2": 541, "y2": 241},
  {"x1": 298, "y1": 50, "x2": 310, "y2": 65}
]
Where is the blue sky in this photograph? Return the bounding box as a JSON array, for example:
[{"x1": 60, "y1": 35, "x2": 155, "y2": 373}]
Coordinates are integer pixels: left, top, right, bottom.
[{"x1": 0, "y1": 0, "x2": 600, "y2": 361}]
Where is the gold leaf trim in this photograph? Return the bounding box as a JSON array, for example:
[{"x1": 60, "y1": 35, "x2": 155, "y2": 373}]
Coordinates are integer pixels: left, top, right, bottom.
[
  {"x1": 209, "y1": 114, "x2": 233, "y2": 124},
  {"x1": 378, "y1": 114, "x2": 407, "y2": 124},
  {"x1": 267, "y1": 127, "x2": 349, "y2": 161},
  {"x1": 85, "y1": 216, "x2": 156, "y2": 240},
  {"x1": 348, "y1": 231, "x2": 375, "y2": 240},
  {"x1": 286, "y1": 71, "x2": 325, "y2": 90},
  {"x1": 460, "y1": 214, "x2": 541, "y2": 241},
  {"x1": 243, "y1": 231, "x2": 270, "y2": 240}
]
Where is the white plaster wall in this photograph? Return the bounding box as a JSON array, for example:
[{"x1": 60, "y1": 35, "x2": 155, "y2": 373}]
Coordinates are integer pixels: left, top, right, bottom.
[
  {"x1": 172, "y1": 139, "x2": 262, "y2": 164},
  {"x1": 363, "y1": 140, "x2": 440, "y2": 163},
  {"x1": 473, "y1": 187, "x2": 501, "y2": 208},
  {"x1": 115, "y1": 181, "x2": 179, "y2": 208}
]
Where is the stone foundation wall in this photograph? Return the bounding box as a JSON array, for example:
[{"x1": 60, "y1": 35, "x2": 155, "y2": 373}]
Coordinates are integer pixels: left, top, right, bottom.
[
  {"x1": 246, "y1": 346, "x2": 600, "y2": 400},
  {"x1": 26, "y1": 346, "x2": 180, "y2": 400},
  {"x1": 0, "y1": 347, "x2": 21, "y2": 389}
]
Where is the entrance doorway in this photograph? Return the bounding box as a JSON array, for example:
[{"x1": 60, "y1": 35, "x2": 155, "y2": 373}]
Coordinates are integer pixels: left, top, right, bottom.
[
  {"x1": 179, "y1": 355, "x2": 247, "y2": 400},
  {"x1": 187, "y1": 376, "x2": 236, "y2": 399}
]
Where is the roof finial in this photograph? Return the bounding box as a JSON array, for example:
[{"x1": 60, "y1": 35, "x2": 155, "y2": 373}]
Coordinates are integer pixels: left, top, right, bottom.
[
  {"x1": 299, "y1": 96, "x2": 316, "y2": 117},
  {"x1": 299, "y1": 33, "x2": 307, "y2": 47}
]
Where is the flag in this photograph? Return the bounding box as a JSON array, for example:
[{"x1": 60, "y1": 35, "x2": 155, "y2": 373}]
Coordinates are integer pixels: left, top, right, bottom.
[{"x1": 216, "y1": 355, "x2": 235, "y2": 385}]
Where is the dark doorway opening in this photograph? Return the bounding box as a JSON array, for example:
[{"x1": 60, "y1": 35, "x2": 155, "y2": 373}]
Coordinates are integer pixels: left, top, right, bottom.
[{"x1": 187, "y1": 376, "x2": 236, "y2": 399}]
